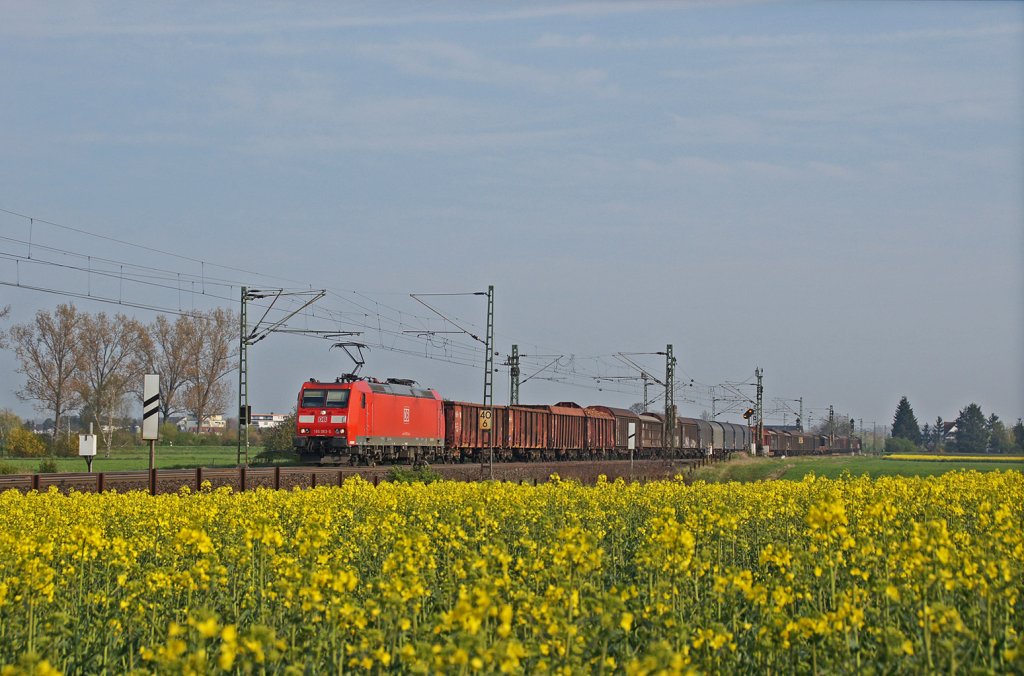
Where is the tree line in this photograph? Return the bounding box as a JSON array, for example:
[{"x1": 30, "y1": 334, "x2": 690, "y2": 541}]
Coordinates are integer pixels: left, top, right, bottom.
[
  {"x1": 889, "y1": 395, "x2": 1023, "y2": 454},
  {"x1": 0, "y1": 303, "x2": 237, "y2": 453}
]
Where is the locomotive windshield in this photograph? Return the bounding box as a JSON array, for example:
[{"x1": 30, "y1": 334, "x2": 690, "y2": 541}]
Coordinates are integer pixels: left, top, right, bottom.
[{"x1": 301, "y1": 388, "x2": 350, "y2": 408}]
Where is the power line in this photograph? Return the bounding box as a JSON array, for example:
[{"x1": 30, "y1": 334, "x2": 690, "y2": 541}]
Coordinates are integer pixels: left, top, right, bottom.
[
  {"x1": 2, "y1": 206, "x2": 810, "y2": 403},
  {"x1": 0, "y1": 206, "x2": 310, "y2": 288}
]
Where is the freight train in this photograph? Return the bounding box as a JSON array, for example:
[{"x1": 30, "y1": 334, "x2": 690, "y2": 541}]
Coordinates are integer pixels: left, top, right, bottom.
[{"x1": 292, "y1": 376, "x2": 860, "y2": 464}]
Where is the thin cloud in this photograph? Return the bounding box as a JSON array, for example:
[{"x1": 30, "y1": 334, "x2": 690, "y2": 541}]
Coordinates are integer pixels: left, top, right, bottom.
[
  {"x1": 241, "y1": 126, "x2": 586, "y2": 155},
  {"x1": 0, "y1": 2, "x2": 737, "y2": 39},
  {"x1": 534, "y1": 22, "x2": 1024, "y2": 51},
  {"x1": 65, "y1": 131, "x2": 202, "y2": 147},
  {"x1": 357, "y1": 41, "x2": 618, "y2": 96}
]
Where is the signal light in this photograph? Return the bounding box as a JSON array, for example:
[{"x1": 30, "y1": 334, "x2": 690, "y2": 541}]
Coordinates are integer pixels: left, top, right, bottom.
[{"x1": 742, "y1": 408, "x2": 754, "y2": 420}]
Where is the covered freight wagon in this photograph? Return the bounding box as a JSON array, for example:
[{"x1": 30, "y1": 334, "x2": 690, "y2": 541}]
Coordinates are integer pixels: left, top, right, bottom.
[{"x1": 679, "y1": 418, "x2": 701, "y2": 453}]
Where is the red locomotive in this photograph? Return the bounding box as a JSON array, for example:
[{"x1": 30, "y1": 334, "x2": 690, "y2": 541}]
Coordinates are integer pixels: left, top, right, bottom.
[{"x1": 293, "y1": 377, "x2": 443, "y2": 465}]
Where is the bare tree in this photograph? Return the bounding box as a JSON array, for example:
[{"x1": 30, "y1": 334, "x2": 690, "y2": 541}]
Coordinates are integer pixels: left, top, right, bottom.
[
  {"x1": 811, "y1": 416, "x2": 855, "y2": 437},
  {"x1": 8, "y1": 304, "x2": 83, "y2": 441},
  {"x1": 183, "y1": 308, "x2": 238, "y2": 436},
  {"x1": 74, "y1": 312, "x2": 151, "y2": 451},
  {"x1": 0, "y1": 304, "x2": 10, "y2": 348},
  {"x1": 144, "y1": 314, "x2": 198, "y2": 420}
]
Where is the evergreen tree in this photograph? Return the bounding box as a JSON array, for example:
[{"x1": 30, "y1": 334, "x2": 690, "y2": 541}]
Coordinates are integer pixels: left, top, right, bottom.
[
  {"x1": 934, "y1": 416, "x2": 944, "y2": 451},
  {"x1": 1013, "y1": 418, "x2": 1024, "y2": 453},
  {"x1": 987, "y1": 414, "x2": 1011, "y2": 453},
  {"x1": 954, "y1": 403, "x2": 988, "y2": 453},
  {"x1": 891, "y1": 396, "x2": 921, "y2": 445},
  {"x1": 921, "y1": 423, "x2": 932, "y2": 450}
]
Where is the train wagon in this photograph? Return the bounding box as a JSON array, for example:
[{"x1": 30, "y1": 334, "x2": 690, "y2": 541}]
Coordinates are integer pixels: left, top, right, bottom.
[
  {"x1": 721, "y1": 422, "x2": 737, "y2": 452},
  {"x1": 679, "y1": 418, "x2": 701, "y2": 454},
  {"x1": 774, "y1": 430, "x2": 793, "y2": 455},
  {"x1": 766, "y1": 429, "x2": 819, "y2": 456},
  {"x1": 791, "y1": 431, "x2": 814, "y2": 454},
  {"x1": 519, "y1": 403, "x2": 593, "y2": 458},
  {"x1": 829, "y1": 436, "x2": 861, "y2": 453},
  {"x1": 639, "y1": 413, "x2": 664, "y2": 456},
  {"x1": 505, "y1": 406, "x2": 550, "y2": 460},
  {"x1": 443, "y1": 401, "x2": 507, "y2": 462},
  {"x1": 692, "y1": 419, "x2": 711, "y2": 455},
  {"x1": 552, "y1": 402, "x2": 614, "y2": 455},
  {"x1": 579, "y1": 406, "x2": 616, "y2": 456},
  {"x1": 709, "y1": 422, "x2": 726, "y2": 454},
  {"x1": 294, "y1": 378, "x2": 444, "y2": 464},
  {"x1": 589, "y1": 406, "x2": 642, "y2": 457},
  {"x1": 740, "y1": 425, "x2": 753, "y2": 451}
]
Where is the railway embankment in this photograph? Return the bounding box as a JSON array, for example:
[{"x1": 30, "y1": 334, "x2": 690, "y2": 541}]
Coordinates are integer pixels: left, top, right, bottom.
[{"x1": 0, "y1": 457, "x2": 724, "y2": 495}]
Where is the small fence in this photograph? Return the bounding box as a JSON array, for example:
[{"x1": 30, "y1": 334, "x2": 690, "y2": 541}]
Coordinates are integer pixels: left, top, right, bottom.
[{"x1": 0, "y1": 456, "x2": 726, "y2": 496}]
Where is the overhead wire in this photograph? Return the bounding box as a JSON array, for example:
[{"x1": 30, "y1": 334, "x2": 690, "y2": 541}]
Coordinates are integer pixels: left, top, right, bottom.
[{"x1": 2, "y1": 206, "x2": 811, "y2": 405}]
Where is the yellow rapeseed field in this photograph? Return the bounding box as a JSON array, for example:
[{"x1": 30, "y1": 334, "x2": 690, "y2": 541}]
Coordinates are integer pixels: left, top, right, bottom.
[{"x1": 0, "y1": 471, "x2": 1021, "y2": 674}]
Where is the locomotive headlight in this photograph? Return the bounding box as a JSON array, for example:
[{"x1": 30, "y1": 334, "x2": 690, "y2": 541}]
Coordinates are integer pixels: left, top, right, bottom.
[
  {"x1": 335, "y1": 428, "x2": 343, "y2": 433},
  {"x1": 300, "y1": 427, "x2": 310, "y2": 434}
]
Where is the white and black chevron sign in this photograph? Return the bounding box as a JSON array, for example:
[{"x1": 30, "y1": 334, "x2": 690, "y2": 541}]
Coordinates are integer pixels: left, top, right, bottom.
[{"x1": 142, "y1": 374, "x2": 160, "y2": 441}]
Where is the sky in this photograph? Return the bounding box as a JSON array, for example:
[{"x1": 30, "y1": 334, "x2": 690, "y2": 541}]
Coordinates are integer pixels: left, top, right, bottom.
[{"x1": 1, "y1": 1, "x2": 1022, "y2": 434}]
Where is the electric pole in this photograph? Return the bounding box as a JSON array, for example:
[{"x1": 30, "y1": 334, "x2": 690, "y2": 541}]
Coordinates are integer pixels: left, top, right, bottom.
[
  {"x1": 828, "y1": 405, "x2": 835, "y2": 447},
  {"x1": 755, "y1": 367, "x2": 764, "y2": 455},
  {"x1": 665, "y1": 345, "x2": 677, "y2": 451},
  {"x1": 484, "y1": 286, "x2": 494, "y2": 406},
  {"x1": 508, "y1": 344, "x2": 520, "y2": 405},
  {"x1": 799, "y1": 397, "x2": 804, "y2": 432},
  {"x1": 238, "y1": 286, "x2": 249, "y2": 466},
  {"x1": 409, "y1": 287, "x2": 495, "y2": 472},
  {"x1": 642, "y1": 372, "x2": 651, "y2": 412},
  {"x1": 236, "y1": 286, "x2": 325, "y2": 467},
  {"x1": 484, "y1": 285, "x2": 494, "y2": 479}
]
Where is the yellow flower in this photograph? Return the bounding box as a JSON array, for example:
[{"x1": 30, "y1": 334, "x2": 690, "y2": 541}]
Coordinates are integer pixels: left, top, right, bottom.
[{"x1": 193, "y1": 616, "x2": 219, "y2": 639}]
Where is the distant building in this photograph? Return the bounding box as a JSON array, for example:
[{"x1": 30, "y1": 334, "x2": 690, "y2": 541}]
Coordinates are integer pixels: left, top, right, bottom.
[
  {"x1": 942, "y1": 421, "x2": 958, "y2": 442},
  {"x1": 251, "y1": 413, "x2": 287, "y2": 430},
  {"x1": 168, "y1": 416, "x2": 193, "y2": 432},
  {"x1": 168, "y1": 414, "x2": 227, "y2": 434},
  {"x1": 200, "y1": 415, "x2": 226, "y2": 433}
]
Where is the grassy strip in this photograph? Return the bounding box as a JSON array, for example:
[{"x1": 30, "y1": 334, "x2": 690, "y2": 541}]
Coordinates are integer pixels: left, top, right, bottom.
[
  {"x1": 886, "y1": 453, "x2": 1024, "y2": 462},
  {"x1": 692, "y1": 453, "x2": 1024, "y2": 483},
  {"x1": 0, "y1": 446, "x2": 294, "y2": 473}
]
